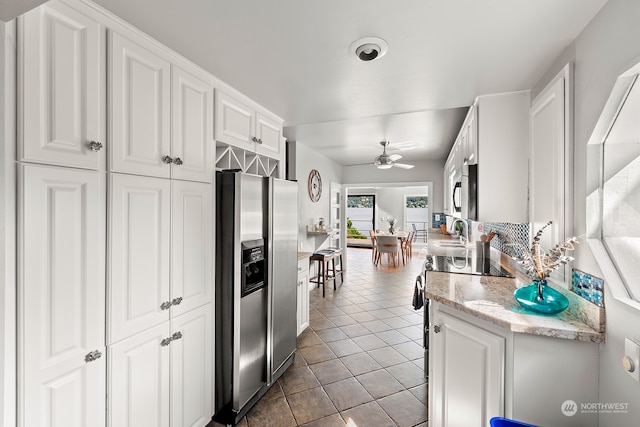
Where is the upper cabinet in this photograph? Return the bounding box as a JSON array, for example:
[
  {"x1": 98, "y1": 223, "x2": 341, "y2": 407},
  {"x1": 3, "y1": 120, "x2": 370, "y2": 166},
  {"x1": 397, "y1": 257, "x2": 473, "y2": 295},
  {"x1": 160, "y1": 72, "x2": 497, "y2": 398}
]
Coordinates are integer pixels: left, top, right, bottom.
[
  {"x1": 109, "y1": 31, "x2": 214, "y2": 182},
  {"x1": 445, "y1": 91, "x2": 529, "y2": 223},
  {"x1": 19, "y1": 1, "x2": 105, "y2": 170},
  {"x1": 215, "y1": 88, "x2": 283, "y2": 158}
]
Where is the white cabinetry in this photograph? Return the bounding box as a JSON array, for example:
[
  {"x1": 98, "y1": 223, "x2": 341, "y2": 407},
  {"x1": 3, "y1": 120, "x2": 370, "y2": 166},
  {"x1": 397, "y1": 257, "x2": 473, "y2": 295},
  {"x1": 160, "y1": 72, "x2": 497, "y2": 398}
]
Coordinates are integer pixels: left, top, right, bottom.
[
  {"x1": 109, "y1": 174, "x2": 212, "y2": 344},
  {"x1": 215, "y1": 88, "x2": 282, "y2": 157},
  {"x1": 109, "y1": 32, "x2": 214, "y2": 182},
  {"x1": 429, "y1": 302, "x2": 599, "y2": 427},
  {"x1": 430, "y1": 309, "x2": 504, "y2": 427},
  {"x1": 443, "y1": 139, "x2": 462, "y2": 216},
  {"x1": 109, "y1": 304, "x2": 212, "y2": 427},
  {"x1": 296, "y1": 258, "x2": 310, "y2": 336},
  {"x1": 19, "y1": 1, "x2": 105, "y2": 170},
  {"x1": 445, "y1": 92, "x2": 529, "y2": 222},
  {"x1": 19, "y1": 163, "x2": 106, "y2": 427}
]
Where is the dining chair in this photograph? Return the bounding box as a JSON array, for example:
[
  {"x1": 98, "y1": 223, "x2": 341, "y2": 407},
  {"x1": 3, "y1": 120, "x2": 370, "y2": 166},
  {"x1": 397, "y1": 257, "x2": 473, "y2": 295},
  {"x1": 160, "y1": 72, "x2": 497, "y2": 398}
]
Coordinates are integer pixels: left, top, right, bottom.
[
  {"x1": 369, "y1": 229, "x2": 378, "y2": 263},
  {"x1": 402, "y1": 230, "x2": 414, "y2": 263},
  {"x1": 375, "y1": 235, "x2": 401, "y2": 267},
  {"x1": 412, "y1": 223, "x2": 428, "y2": 242}
]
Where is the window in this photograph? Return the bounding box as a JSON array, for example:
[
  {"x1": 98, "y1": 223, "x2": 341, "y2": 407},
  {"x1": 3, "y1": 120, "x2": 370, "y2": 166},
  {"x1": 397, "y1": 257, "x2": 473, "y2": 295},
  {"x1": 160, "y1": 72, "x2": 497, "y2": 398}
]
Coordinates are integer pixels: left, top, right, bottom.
[
  {"x1": 600, "y1": 74, "x2": 640, "y2": 302},
  {"x1": 405, "y1": 195, "x2": 428, "y2": 233}
]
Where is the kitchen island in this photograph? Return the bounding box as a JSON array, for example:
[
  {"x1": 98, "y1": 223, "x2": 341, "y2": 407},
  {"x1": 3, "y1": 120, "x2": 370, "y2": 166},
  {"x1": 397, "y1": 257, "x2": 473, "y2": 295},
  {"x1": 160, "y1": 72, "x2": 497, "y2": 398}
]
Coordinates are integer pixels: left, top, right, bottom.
[{"x1": 424, "y1": 232, "x2": 603, "y2": 427}]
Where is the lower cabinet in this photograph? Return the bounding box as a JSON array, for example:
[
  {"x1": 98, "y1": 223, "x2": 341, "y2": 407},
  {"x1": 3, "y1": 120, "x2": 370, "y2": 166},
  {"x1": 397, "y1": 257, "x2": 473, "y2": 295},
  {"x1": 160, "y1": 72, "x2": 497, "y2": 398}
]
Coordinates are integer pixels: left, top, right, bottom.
[
  {"x1": 109, "y1": 304, "x2": 212, "y2": 427},
  {"x1": 430, "y1": 309, "x2": 505, "y2": 427},
  {"x1": 296, "y1": 258, "x2": 310, "y2": 336},
  {"x1": 429, "y1": 302, "x2": 599, "y2": 427}
]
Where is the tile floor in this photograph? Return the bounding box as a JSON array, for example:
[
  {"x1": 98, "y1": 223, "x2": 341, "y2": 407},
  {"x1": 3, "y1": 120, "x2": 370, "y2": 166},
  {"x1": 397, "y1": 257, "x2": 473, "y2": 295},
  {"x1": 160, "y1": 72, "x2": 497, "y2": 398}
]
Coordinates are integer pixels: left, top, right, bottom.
[{"x1": 220, "y1": 244, "x2": 429, "y2": 427}]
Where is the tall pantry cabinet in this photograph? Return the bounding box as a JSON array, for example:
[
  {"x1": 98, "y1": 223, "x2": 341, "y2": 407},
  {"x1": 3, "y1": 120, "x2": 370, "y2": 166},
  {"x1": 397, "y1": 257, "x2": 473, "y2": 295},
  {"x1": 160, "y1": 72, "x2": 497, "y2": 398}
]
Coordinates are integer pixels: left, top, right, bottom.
[{"x1": 16, "y1": 1, "x2": 214, "y2": 426}]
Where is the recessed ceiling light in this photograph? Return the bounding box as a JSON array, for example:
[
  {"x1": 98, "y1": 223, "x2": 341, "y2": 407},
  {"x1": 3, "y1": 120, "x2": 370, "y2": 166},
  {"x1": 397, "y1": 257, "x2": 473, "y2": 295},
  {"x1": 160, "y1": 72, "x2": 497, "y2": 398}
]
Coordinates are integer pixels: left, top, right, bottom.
[{"x1": 349, "y1": 37, "x2": 388, "y2": 62}]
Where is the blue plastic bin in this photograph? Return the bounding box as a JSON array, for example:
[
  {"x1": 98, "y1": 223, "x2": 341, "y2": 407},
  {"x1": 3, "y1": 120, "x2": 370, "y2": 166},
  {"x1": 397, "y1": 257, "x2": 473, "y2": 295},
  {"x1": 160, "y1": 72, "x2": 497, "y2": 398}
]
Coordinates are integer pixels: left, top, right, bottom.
[{"x1": 490, "y1": 417, "x2": 538, "y2": 427}]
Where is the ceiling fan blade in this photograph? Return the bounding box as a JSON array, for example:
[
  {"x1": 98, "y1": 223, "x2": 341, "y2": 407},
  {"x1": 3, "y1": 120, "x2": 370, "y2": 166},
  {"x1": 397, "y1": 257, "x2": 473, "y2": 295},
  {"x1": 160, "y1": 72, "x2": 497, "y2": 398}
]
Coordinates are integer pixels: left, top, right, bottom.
[
  {"x1": 392, "y1": 163, "x2": 414, "y2": 169},
  {"x1": 388, "y1": 154, "x2": 402, "y2": 161}
]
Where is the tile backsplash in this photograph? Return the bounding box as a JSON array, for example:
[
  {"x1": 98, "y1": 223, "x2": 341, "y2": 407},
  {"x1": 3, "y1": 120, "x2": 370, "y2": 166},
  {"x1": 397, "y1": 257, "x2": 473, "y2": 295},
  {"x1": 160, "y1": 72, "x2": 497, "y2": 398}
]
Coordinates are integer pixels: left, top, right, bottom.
[{"x1": 571, "y1": 269, "x2": 605, "y2": 307}]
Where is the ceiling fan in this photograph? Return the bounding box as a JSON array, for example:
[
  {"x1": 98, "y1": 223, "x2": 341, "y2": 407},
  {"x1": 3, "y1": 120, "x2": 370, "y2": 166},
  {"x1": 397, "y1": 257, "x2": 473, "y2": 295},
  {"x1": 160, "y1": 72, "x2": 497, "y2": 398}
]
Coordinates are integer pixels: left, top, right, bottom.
[{"x1": 373, "y1": 141, "x2": 414, "y2": 169}]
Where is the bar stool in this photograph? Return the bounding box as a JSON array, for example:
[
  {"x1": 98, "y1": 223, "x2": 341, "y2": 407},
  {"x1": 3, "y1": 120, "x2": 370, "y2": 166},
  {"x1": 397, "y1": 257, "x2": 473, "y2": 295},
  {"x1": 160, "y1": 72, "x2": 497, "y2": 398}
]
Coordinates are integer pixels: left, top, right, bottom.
[{"x1": 309, "y1": 248, "x2": 344, "y2": 297}]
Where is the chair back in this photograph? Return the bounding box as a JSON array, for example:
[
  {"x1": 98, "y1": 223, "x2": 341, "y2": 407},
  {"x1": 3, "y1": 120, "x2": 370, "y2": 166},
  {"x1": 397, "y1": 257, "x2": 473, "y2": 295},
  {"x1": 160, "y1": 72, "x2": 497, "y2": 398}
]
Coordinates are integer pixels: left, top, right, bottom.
[
  {"x1": 369, "y1": 229, "x2": 377, "y2": 246},
  {"x1": 376, "y1": 235, "x2": 400, "y2": 253}
]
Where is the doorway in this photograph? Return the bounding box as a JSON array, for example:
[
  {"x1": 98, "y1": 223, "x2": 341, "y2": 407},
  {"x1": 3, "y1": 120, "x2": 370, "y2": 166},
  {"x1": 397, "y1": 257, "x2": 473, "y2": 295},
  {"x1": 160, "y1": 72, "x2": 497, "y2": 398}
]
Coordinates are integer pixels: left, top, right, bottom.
[{"x1": 346, "y1": 194, "x2": 375, "y2": 248}]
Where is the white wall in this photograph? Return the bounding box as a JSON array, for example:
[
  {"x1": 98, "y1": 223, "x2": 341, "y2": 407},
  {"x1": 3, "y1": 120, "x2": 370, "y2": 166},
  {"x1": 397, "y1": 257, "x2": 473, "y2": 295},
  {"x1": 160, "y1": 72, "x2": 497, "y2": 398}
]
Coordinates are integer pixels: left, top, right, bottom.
[
  {"x1": 343, "y1": 159, "x2": 445, "y2": 212},
  {"x1": 295, "y1": 142, "x2": 343, "y2": 253},
  {"x1": 532, "y1": 0, "x2": 640, "y2": 424}
]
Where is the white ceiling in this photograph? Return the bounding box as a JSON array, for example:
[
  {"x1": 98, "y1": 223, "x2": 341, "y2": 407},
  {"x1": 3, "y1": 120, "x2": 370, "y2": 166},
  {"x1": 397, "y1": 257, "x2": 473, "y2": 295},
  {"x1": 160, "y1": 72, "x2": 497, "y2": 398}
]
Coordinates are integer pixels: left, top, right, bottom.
[{"x1": 4, "y1": 0, "x2": 608, "y2": 166}]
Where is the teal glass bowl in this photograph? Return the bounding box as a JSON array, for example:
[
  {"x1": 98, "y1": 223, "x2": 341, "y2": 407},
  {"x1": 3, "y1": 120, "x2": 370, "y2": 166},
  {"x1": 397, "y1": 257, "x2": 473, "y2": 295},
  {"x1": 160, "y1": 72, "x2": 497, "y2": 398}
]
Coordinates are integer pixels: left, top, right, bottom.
[{"x1": 514, "y1": 280, "x2": 569, "y2": 315}]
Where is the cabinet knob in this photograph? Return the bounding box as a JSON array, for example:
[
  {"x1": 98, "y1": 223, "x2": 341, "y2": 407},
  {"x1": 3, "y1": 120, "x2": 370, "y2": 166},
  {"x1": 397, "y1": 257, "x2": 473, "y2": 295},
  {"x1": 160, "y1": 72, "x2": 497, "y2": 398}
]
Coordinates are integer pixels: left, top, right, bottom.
[
  {"x1": 257, "y1": 138, "x2": 263, "y2": 144},
  {"x1": 173, "y1": 157, "x2": 183, "y2": 165},
  {"x1": 623, "y1": 356, "x2": 636, "y2": 372},
  {"x1": 161, "y1": 337, "x2": 172, "y2": 346},
  {"x1": 160, "y1": 301, "x2": 172, "y2": 310},
  {"x1": 171, "y1": 331, "x2": 183, "y2": 341},
  {"x1": 433, "y1": 325, "x2": 441, "y2": 334},
  {"x1": 84, "y1": 350, "x2": 102, "y2": 362},
  {"x1": 162, "y1": 155, "x2": 173, "y2": 164},
  {"x1": 251, "y1": 136, "x2": 259, "y2": 143},
  {"x1": 88, "y1": 141, "x2": 103, "y2": 152},
  {"x1": 172, "y1": 297, "x2": 183, "y2": 306}
]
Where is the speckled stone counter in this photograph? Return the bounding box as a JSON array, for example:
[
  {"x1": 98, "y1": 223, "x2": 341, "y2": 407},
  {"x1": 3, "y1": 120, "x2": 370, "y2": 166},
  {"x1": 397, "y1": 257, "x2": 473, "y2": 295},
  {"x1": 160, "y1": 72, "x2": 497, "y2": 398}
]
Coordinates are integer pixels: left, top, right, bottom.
[
  {"x1": 297, "y1": 251, "x2": 312, "y2": 261},
  {"x1": 425, "y1": 271, "x2": 605, "y2": 343}
]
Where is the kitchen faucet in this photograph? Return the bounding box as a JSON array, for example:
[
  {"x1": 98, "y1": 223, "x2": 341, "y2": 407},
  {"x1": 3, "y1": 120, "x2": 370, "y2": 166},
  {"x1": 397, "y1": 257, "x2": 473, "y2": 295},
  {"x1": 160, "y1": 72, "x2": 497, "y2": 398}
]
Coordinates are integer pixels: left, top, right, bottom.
[{"x1": 451, "y1": 218, "x2": 469, "y2": 244}]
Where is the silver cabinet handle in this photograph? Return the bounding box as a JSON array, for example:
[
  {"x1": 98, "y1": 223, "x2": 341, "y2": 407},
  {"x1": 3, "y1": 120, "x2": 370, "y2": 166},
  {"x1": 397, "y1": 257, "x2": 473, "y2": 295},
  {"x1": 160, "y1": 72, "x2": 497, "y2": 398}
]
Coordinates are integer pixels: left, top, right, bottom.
[
  {"x1": 257, "y1": 138, "x2": 263, "y2": 144},
  {"x1": 171, "y1": 331, "x2": 183, "y2": 341},
  {"x1": 88, "y1": 141, "x2": 103, "y2": 152},
  {"x1": 161, "y1": 337, "x2": 172, "y2": 346},
  {"x1": 85, "y1": 350, "x2": 102, "y2": 362},
  {"x1": 173, "y1": 157, "x2": 183, "y2": 165},
  {"x1": 162, "y1": 155, "x2": 173, "y2": 164},
  {"x1": 171, "y1": 297, "x2": 183, "y2": 306},
  {"x1": 160, "y1": 301, "x2": 172, "y2": 310},
  {"x1": 433, "y1": 325, "x2": 441, "y2": 334}
]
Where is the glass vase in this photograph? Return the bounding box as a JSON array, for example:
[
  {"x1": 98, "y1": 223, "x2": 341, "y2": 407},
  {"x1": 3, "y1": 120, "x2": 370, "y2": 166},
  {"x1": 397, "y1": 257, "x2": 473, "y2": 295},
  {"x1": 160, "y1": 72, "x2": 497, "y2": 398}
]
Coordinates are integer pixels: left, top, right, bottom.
[
  {"x1": 389, "y1": 225, "x2": 395, "y2": 234},
  {"x1": 513, "y1": 278, "x2": 569, "y2": 315}
]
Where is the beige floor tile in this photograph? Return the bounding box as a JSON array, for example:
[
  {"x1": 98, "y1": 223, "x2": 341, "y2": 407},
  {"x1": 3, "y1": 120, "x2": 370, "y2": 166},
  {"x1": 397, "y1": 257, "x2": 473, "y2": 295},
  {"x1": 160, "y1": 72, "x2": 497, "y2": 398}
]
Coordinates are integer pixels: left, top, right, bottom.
[
  {"x1": 308, "y1": 358, "x2": 353, "y2": 385},
  {"x1": 324, "y1": 377, "x2": 374, "y2": 411},
  {"x1": 356, "y1": 369, "x2": 405, "y2": 399},
  {"x1": 340, "y1": 401, "x2": 396, "y2": 427},
  {"x1": 377, "y1": 390, "x2": 428, "y2": 427},
  {"x1": 287, "y1": 387, "x2": 338, "y2": 425}
]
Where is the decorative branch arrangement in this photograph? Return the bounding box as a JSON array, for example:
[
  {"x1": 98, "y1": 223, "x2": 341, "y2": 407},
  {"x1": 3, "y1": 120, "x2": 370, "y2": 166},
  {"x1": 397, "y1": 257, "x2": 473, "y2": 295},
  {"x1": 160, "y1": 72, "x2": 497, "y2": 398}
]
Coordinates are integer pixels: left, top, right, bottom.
[
  {"x1": 385, "y1": 217, "x2": 397, "y2": 227},
  {"x1": 513, "y1": 221, "x2": 579, "y2": 280}
]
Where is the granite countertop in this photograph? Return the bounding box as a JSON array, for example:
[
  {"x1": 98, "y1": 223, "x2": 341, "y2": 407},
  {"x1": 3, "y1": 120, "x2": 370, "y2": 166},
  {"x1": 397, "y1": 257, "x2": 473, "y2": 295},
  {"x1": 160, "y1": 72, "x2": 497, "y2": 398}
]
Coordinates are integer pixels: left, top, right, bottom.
[
  {"x1": 298, "y1": 251, "x2": 313, "y2": 261},
  {"x1": 424, "y1": 231, "x2": 605, "y2": 343}
]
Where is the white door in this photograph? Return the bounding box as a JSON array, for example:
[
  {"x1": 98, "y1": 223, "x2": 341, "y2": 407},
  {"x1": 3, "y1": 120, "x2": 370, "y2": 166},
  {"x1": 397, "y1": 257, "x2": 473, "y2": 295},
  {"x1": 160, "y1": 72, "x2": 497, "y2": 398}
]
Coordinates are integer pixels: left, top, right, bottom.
[
  {"x1": 109, "y1": 173, "x2": 170, "y2": 344},
  {"x1": 108, "y1": 322, "x2": 171, "y2": 427},
  {"x1": 255, "y1": 112, "x2": 281, "y2": 157},
  {"x1": 171, "y1": 180, "x2": 212, "y2": 317},
  {"x1": 20, "y1": 164, "x2": 106, "y2": 427},
  {"x1": 296, "y1": 268, "x2": 309, "y2": 336},
  {"x1": 430, "y1": 310, "x2": 504, "y2": 427},
  {"x1": 109, "y1": 31, "x2": 171, "y2": 178},
  {"x1": 19, "y1": 2, "x2": 104, "y2": 170},
  {"x1": 215, "y1": 89, "x2": 255, "y2": 150},
  {"x1": 170, "y1": 305, "x2": 213, "y2": 427},
  {"x1": 171, "y1": 65, "x2": 214, "y2": 183}
]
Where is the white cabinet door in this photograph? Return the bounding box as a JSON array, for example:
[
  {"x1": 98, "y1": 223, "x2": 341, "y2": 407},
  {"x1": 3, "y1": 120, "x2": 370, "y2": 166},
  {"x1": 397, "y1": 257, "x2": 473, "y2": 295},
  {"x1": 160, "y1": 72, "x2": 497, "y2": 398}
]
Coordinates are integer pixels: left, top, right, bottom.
[
  {"x1": 296, "y1": 268, "x2": 309, "y2": 336},
  {"x1": 215, "y1": 89, "x2": 255, "y2": 150},
  {"x1": 109, "y1": 322, "x2": 171, "y2": 427},
  {"x1": 430, "y1": 310, "x2": 504, "y2": 427},
  {"x1": 255, "y1": 112, "x2": 281, "y2": 157},
  {"x1": 109, "y1": 173, "x2": 171, "y2": 344},
  {"x1": 170, "y1": 305, "x2": 213, "y2": 427},
  {"x1": 20, "y1": 164, "x2": 106, "y2": 427},
  {"x1": 171, "y1": 65, "x2": 214, "y2": 183},
  {"x1": 19, "y1": 2, "x2": 104, "y2": 170},
  {"x1": 109, "y1": 31, "x2": 171, "y2": 178},
  {"x1": 462, "y1": 104, "x2": 477, "y2": 165},
  {"x1": 171, "y1": 180, "x2": 212, "y2": 317}
]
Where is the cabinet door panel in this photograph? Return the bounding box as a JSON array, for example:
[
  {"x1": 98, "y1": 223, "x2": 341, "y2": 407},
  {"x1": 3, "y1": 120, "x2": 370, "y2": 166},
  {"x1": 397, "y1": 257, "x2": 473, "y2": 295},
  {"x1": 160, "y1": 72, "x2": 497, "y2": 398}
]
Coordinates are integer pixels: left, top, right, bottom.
[
  {"x1": 20, "y1": 164, "x2": 106, "y2": 427},
  {"x1": 431, "y1": 310, "x2": 504, "y2": 427},
  {"x1": 215, "y1": 90, "x2": 254, "y2": 150},
  {"x1": 170, "y1": 305, "x2": 213, "y2": 427},
  {"x1": 109, "y1": 323, "x2": 171, "y2": 427},
  {"x1": 109, "y1": 31, "x2": 171, "y2": 177},
  {"x1": 172, "y1": 65, "x2": 214, "y2": 182},
  {"x1": 171, "y1": 181, "x2": 212, "y2": 317},
  {"x1": 109, "y1": 174, "x2": 170, "y2": 344},
  {"x1": 297, "y1": 270, "x2": 309, "y2": 336},
  {"x1": 255, "y1": 113, "x2": 281, "y2": 157},
  {"x1": 20, "y1": 2, "x2": 104, "y2": 169}
]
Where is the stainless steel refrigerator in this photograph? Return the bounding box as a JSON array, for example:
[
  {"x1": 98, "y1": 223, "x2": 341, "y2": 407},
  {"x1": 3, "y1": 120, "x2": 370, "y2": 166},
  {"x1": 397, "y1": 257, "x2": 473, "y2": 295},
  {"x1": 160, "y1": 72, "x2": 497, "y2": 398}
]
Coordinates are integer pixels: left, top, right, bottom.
[{"x1": 214, "y1": 171, "x2": 298, "y2": 425}]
